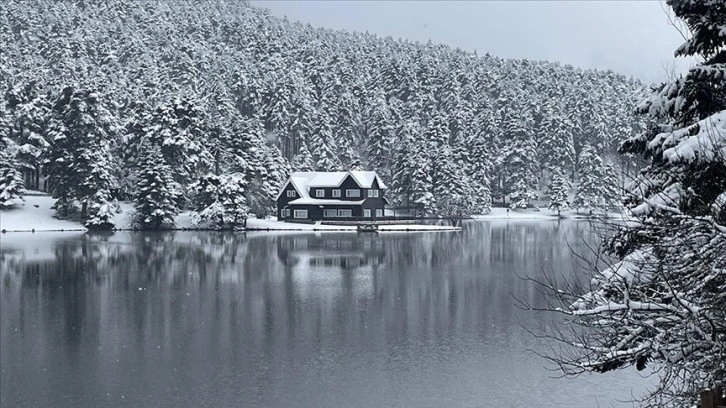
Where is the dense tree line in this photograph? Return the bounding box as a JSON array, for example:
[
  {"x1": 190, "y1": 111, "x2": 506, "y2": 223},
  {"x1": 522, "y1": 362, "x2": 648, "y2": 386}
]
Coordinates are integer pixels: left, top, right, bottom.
[{"x1": 0, "y1": 0, "x2": 646, "y2": 228}]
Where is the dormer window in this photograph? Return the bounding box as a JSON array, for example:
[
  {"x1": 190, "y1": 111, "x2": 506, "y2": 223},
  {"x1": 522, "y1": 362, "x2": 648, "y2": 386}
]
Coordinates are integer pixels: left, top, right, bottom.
[
  {"x1": 346, "y1": 189, "x2": 361, "y2": 198},
  {"x1": 287, "y1": 190, "x2": 296, "y2": 198},
  {"x1": 332, "y1": 189, "x2": 341, "y2": 197},
  {"x1": 315, "y1": 189, "x2": 325, "y2": 198}
]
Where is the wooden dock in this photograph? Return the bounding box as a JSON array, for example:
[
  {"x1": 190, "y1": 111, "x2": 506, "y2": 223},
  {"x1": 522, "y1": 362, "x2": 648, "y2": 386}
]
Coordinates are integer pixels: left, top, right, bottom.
[{"x1": 356, "y1": 224, "x2": 378, "y2": 232}]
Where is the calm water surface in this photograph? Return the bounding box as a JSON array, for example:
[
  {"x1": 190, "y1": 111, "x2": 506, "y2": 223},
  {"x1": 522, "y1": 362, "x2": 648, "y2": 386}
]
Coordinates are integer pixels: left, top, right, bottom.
[{"x1": 1, "y1": 221, "x2": 652, "y2": 407}]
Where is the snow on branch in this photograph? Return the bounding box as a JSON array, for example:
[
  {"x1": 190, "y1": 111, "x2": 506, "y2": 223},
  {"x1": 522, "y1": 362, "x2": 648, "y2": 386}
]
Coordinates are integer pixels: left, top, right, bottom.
[{"x1": 650, "y1": 109, "x2": 726, "y2": 164}]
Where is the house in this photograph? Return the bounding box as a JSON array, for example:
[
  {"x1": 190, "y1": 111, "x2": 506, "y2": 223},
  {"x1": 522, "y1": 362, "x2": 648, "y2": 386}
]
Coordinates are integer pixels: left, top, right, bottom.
[{"x1": 277, "y1": 171, "x2": 389, "y2": 222}]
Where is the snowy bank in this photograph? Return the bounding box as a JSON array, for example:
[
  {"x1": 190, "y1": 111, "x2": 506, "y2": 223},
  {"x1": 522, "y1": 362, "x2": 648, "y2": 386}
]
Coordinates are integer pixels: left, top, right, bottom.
[
  {"x1": 1, "y1": 195, "x2": 460, "y2": 233},
  {"x1": 473, "y1": 207, "x2": 629, "y2": 221},
  {"x1": 2, "y1": 195, "x2": 629, "y2": 233},
  {"x1": 0, "y1": 196, "x2": 87, "y2": 232}
]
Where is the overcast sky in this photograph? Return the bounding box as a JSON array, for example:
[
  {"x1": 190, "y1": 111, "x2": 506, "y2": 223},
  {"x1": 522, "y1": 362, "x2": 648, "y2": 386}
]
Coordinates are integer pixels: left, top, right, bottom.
[{"x1": 251, "y1": 1, "x2": 692, "y2": 84}]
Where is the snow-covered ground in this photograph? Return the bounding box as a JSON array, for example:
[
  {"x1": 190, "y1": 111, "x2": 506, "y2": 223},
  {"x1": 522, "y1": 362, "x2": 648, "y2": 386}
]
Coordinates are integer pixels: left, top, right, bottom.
[
  {"x1": 475, "y1": 207, "x2": 628, "y2": 221},
  {"x1": 0, "y1": 196, "x2": 87, "y2": 232},
  {"x1": 2, "y1": 194, "x2": 631, "y2": 233},
  {"x1": 1, "y1": 195, "x2": 459, "y2": 232}
]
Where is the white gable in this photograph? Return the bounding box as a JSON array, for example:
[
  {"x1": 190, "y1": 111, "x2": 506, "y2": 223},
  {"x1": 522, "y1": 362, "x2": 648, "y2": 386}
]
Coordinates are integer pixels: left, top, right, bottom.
[
  {"x1": 349, "y1": 171, "x2": 387, "y2": 189},
  {"x1": 277, "y1": 170, "x2": 387, "y2": 201}
]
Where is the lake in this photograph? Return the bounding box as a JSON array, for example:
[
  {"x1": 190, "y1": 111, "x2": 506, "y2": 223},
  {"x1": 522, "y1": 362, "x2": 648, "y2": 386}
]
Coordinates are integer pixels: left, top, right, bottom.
[{"x1": 0, "y1": 221, "x2": 652, "y2": 407}]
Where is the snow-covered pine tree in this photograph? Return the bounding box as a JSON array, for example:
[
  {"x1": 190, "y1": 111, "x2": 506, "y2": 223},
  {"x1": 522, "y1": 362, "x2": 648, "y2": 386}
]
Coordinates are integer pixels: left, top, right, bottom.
[
  {"x1": 133, "y1": 145, "x2": 179, "y2": 230},
  {"x1": 548, "y1": 171, "x2": 570, "y2": 213},
  {"x1": 365, "y1": 90, "x2": 393, "y2": 182},
  {"x1": 309, "y1": 112, "x2": 341, "y2": 171},
  {"x1": 390, "y1": 120, "x2": 420, "y2": 207},
  {"x1": 144, "y1": 97, "x2": 211, "y2": 186},
  {"x1": 76, "y1": 147, "x2": 118, "y2": 229},
  {"x1": 0, "y1": 148, "x2": 25, "y2": 208},
  {"x1": 538, "y1": 111, "x2": 576, "y2": 184},
  {"x1": 541, "y1": 2, "x2": 726, "y2": 406},
  {"x1": 434, "y1": 146, "x2": 476, "y2": 225},
  {"x1": 257, "y1": 144, "x2": 290, "y2": 216},
  {"x1": 291, "y1": 143, "x2": 315, "y2": 172},
  {"x1": 500, "y1": 105, "x2": 538, "y2": 208},
  {"x1": 424, "y1": 112, "x2": 452, "y2": 213},
  {"x1": 4, "y1": 81, "x2": 51, "y2": 190},
  {"x1": 44, "y1": 87, "x2": 118, "y2": 225},
  {"x1": 332, "y1": 90, "x2": 361, "y2": 169},
  {"x1": 409, "y1": 140, "x2": 434, "y2": 213},
  {"x1": 601, "y1": 161, "x2": 621, "y2": 211},
  {"x1": 509, "y1": 179, "x2": 538, "y2": 209},
  {"x1": 190, "y1": 173, "x2": 248, "y2": 229},
  {"x1": 572, "y1": 144, "x2": 606, "y2": 212},
  {"x1": 466, "y1": 124, "x2": 493, "y2": 214}
]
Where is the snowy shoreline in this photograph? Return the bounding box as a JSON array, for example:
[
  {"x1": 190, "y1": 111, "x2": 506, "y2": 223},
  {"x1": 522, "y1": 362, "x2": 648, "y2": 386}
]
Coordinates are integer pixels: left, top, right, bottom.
[{"x1": 1, "y1": 195, "x2": 625, "y2": 234}]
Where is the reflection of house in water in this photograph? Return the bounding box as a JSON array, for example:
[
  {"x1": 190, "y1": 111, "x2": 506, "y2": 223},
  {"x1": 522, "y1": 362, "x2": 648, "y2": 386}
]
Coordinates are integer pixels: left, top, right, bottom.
[{"x1": 276, "y1": 234, "x2": 386, "y2": 271}]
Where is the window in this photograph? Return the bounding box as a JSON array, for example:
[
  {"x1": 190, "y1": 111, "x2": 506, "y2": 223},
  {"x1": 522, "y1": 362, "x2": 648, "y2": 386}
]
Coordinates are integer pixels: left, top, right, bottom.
[
  {"x1": 375, "y1": 209, "x2": 383, "y2": 217},
  {"x1": 294, "y1": 209, "x2": 308, "y2": 219},
  {"x1": 287, "y1": 190, "x2": 296, "y2": 198},
  {"x1": 367, "y1": 189, "x2": 374, "y2": 198},
  {"x1": 323, "y1": 209, "x2": 337, "y2": 218},
  {"x1": 338, "y1": 209, "x2": 352, "y2": 217},
  {"x1": 364, "y1": 209, "x2": 371, "y2": 218},
  {"x1": 374, "y1": 190, "x2": 379, "y2": 198},
  {"x1": 316, "y1": 189, "x2": 325, "y2": 198},
  {"x1": 332, "y1": 189, "x2": 341, "y2": 198},
  {"x1": 280, "y1": 209, "x2": 291, "y2": 218},
  {"x1": 346, "y1": 189, "x2": 360, "y2": 197},
  {"x1": 368, "y1": 189, "x2": 379, "y2": 198}
]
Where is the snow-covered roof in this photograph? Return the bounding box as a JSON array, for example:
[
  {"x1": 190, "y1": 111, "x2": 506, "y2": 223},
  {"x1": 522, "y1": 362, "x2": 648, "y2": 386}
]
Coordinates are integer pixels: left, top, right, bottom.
[
  {"x1": 349, "y1": 171, "x2": 387, "y2": 189},
  {"x1": 287, "y1": 198, "x2": 366, "y2": 205},
  {"x1": 276, "y1": 170, "x2": 387, "y2": 200}
]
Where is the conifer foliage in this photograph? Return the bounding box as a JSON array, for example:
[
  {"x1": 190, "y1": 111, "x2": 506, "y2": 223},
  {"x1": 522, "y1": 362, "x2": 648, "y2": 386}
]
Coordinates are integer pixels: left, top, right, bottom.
[
  {"x1": 0, "y1": 148, "x2": 25, "y2": 209},
  {"x1": 0, "y1": 0, "x2": 648, "y2": 225},
  {"x1": 133, "y1": 146, "x2": 180, "y2": 230},
  {"x1": 540, "y1": 1, "x2": 726, "y2": 406},
  {"x1": 43, "y1": 87, "x2": 118, "y2": 228},
  {"x1": 190, "y1": 173, "x2": 247, "y2": 230},
  {"x1": 572, "y1": 145, "x2": 607, "y2": 212},
  {"x1": 548, "y1": 171, "x2": 570, "y2": 213}
]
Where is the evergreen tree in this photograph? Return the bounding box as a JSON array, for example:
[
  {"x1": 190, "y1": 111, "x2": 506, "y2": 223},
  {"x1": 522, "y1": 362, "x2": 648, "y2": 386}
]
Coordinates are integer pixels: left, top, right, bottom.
[
  {"x1": 572, "y1": 145, "x2": 606, "y2": 212},
  {"x1": 4, "y1": 81, "x2": 51, "y2": 189},
  {"x1": 390, "y1": 120, "x2": 420, "y2": 207},
  {"x1": 133, "y1": 146, "x2": 180, "y2": 230},
  {"x1": 190, "y1": 173, "x2": 247, "y2": 229},
  {"x1": 365, "y1": 91, "x2": 393, "y2": 181},
  {"x1": 309, "y1": 112, "x2": 341, "y2": 171},
  {"x1": 500, "y1": 106, "x2": 538, "y2": 208},
  {"x1": 434, "y1": 147, "x2": 476, "y2": 225},
  {"x1": 542, "y1": 3, "x2": 726, "y2": 406},
  {"x1": 291, "y1": 144, "x2": 315, "y2": 172},
  {"x1": 538, "y1": 111, "x2": 576, "y2": 182},
  {"x1": 44, "y1": 87, "x2": 117, "y2": 225},
  {"x1": 466, "y1": 126, "x2": 494, "y2": 214},
  {"x1": 142, "y1": 97, "x2": 211, "y2": 186},
  {"x1": 0, "y1": 148, "x2": 25, "y2": 208},
  {"x1": 602, "y1": 161, "x2": 621, "y2": 211},
  {"x1": 548, "y1": 171, "x2": 570, "y2": 213},
  {"x1": 423, "y1": 112, "x2": 451, "y2": 212}
]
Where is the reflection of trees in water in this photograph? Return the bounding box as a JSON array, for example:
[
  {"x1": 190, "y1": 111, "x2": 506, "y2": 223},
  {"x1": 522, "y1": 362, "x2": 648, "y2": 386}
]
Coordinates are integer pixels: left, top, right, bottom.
[{"x1": 1, "y1": 224, "x2": 601, "y2": 372}]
